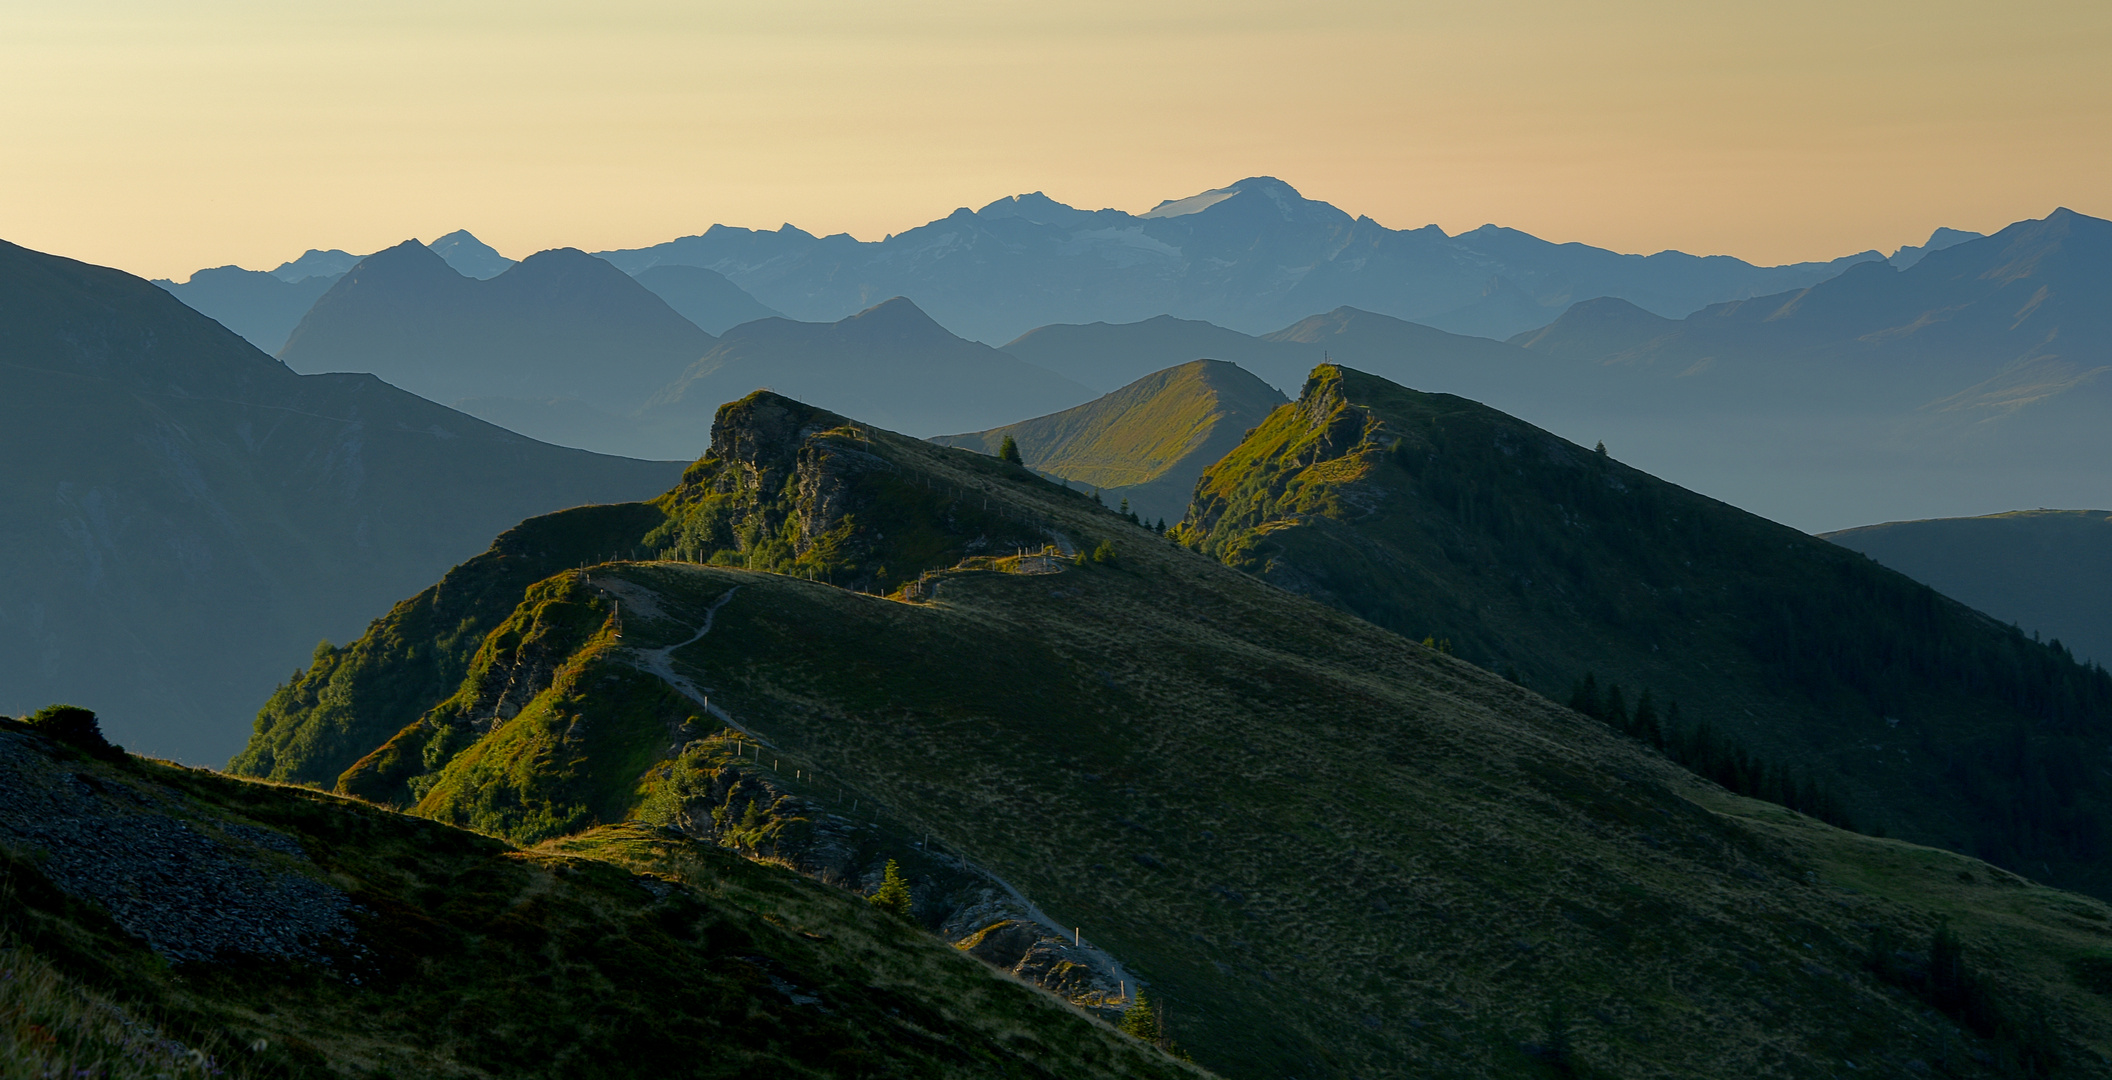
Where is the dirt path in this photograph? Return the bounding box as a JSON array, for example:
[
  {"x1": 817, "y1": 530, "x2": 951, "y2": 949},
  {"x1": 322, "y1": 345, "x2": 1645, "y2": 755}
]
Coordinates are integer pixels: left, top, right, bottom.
[{"x1": 621, "y1": 584, "x2": 766, "y2": 743}]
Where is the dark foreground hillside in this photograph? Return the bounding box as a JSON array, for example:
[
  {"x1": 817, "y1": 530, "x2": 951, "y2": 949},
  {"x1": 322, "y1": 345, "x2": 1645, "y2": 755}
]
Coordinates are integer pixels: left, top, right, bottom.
[
  {"x1": 1177, "y1": 364, "x2": 2112, "y2": 902},
  {"x1": 235, "y1": 391, "x2": 2112, "y2": 1078},
  {"x1": 0, "y1": 718, "x2": 1197, "y2": 1080}
]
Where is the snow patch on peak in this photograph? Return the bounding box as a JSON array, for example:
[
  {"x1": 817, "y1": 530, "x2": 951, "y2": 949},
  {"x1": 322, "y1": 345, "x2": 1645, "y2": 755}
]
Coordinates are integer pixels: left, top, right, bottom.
[{"x1": 1140, "y1": 185, "x2": 1241, "y2": 220}]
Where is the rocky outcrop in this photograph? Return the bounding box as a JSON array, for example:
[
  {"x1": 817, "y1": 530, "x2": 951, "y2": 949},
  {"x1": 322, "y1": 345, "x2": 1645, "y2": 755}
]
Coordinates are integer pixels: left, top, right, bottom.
[
  {"x1": 644, "y1": 744, "x2": 1133, "y2": 1008},
  {"x1": 649, "y1": 391, "x2": 1062, "y2": 593},
  {"x1": 0, "y1": 722, "x2": 363, "y2": 967}
]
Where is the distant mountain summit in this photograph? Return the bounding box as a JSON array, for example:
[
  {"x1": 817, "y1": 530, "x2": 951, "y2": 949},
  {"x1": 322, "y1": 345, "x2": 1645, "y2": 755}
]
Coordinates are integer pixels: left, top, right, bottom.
[
  {"x1": 1889, "y1": 225, "x2": 1985, "y2": 269},
  {"x1": 0, "y1": 237, "x2": 682, "y2": 763},
  {"x1": 271, "y1": 247, "x2": 362, "y2": 282},
  {"x1": 597, "y1": 176, "x2": 1879, "y2": 343},
  {"x1": 427, "y1": 228, "x2": 514, "y2": 279},
  {"x1": 280, "y1": 241, "x2": 716, "y2": 431},
  {"x1": 932, "y1": 359, "x2": 1286, "y2": 523}
]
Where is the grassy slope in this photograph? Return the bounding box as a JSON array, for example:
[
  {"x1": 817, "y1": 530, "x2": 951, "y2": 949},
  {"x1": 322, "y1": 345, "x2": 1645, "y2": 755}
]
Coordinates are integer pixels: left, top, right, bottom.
[
  {"x1": 930, "y1": 360, "x2": 1286, "y2": 525},
  {"x1": 0, "y1": 722, "x2": 1197, "y2": 1080},
  {"x1": 1176, "y1": 365, "x2": 2112, "y2": 901},
  {"x1": 1824, "y1": 510, "x2": 2112, "y2": 667},
  {"x1": 231, "y1": 502, "x2": 669, "y2": 786},
  {"x1": 261, "y1": 396, "x2": 2112, "y2": 1077}
]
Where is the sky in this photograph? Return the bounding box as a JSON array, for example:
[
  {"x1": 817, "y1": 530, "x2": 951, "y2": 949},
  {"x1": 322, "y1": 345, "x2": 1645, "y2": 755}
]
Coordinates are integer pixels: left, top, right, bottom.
[{"x1": 2, "y1": 0, "x2": 2107, "y2": 279}]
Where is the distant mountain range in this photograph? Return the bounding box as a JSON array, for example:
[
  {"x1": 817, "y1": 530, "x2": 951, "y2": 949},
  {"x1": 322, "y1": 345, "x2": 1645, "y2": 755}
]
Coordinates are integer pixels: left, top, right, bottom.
[
  {"x1": 1825, "y1": 510, "x2": 2112, "y2": 666},
  {"x1": 156, "y1": 176, "x2": 1893, "y2": 360},
  {"x1": 275, "y1": 246, "x2": 1095, "y2": 457},
  {"x1": 595, "y1": 176, "x2": 1884, "y2": 343},
  {"x1": 0, "y1": 238, "x2": 683, "y2": 764},
  {"x1": 932, "y1": 360, "x2": 1286, "y2": 524}
]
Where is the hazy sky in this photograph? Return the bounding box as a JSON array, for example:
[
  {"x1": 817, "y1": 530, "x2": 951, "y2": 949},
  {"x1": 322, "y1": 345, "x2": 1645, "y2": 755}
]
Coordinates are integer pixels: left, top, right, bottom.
[{"x1": 3, "y1": 0, "x2": 2107, "y2": 279}]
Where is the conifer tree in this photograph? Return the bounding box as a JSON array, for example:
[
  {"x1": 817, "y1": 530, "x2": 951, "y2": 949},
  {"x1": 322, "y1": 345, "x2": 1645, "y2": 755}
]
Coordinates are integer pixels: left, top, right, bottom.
[
  {"x1": 1120, "y1": 991, "x2": 1162, "y2": 1045},
  {"x1": 1633, "y1": 688, "x2": 1659, "y2": 744},
  {"x1": 868, "y1": 859, "x2": 914, "y2": 919},
  {"x1": 998, "y1": 435, "x2": 1023, "y2": 465}
]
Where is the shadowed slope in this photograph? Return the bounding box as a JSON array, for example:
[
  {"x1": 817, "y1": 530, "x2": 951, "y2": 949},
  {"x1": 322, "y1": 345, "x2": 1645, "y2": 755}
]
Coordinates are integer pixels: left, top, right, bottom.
[
  {"x1": 1178, "y1": 364, "x2": 2112, "y2": 900},
  {"x1": 0, "y1": 238, "x2": 683, "y2": 764},
  {"x1": 932, "y1": 360, "x2": 1286, "y2": 524}
]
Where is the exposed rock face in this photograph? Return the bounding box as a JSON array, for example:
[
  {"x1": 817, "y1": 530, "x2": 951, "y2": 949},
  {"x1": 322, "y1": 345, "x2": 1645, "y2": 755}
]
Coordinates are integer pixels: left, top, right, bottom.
[
  {"x1": 0, "y1": 723, "x2": 362, "y2": 966},
  {"x1": 646, "y1": 746, "x2": 1131, "y2": 1007},
  {"x1": 648, "y1": 391, "x2": 1063, "y2": 593}
]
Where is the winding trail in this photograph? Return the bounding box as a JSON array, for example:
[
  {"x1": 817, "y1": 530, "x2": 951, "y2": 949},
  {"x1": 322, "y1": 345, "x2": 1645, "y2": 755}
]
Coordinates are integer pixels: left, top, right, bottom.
[{"x1": 623, "y1": 584, "x2": 765, "y2": 743}]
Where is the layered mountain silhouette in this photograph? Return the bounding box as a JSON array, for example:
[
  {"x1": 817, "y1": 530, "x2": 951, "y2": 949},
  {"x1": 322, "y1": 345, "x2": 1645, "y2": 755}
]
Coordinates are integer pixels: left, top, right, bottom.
[
  {"x1": 0, "y1": 238, "x2": 683, "y2": 764},
  {"x1": 279, "y1": 240, "x2": 716, "y2": 430},
  {"x1": 598, "y1": 177, "x2": 1880, "y2": 342},
  {"x1": 1506, "y1": 208, "x2": 2112, "y2": 527},
  {"x1": 229, "y1": 385, "x2": 2112, "y2": 1077},
  {"x1": 1890, "y1": 225, "x2": 1985, "y2": 270},
  {"x1": 932, "y1": 360, "x2": 1286, "y2": 524},
  {"x1": 152, "y1": 265, "x2": 340, "y2": 353},
  {"x1": 1179, "y1": 363, "x2": 2112, "y2": 898},
  {"x1": 632, "y1": 263, "x2": 785, "y2": 333},
  {"x1": 629, "y1": 297, "x2": 1093, "y2": 452},
  {"x1": 1826, "y1": 510, "x2": 2112, "y2": 666}
]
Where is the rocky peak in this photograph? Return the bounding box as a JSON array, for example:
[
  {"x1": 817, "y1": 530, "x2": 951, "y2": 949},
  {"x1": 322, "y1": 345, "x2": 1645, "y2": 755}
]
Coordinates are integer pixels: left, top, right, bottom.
[{"x1": 704, "y1": 391, "x2": 852, "y2": 491}]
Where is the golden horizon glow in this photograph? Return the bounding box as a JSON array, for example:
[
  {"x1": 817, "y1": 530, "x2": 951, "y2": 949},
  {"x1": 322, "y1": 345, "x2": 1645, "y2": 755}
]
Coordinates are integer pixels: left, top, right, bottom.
[{"x1": 3, "y1": 0, "x2": 2107, "y2": 280}]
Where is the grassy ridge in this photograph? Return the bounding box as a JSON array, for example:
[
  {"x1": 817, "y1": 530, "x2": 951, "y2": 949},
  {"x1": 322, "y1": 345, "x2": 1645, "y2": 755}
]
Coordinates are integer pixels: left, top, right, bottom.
[
  {"x1": 930, "y1": 360, "x2": 1285, "y2": 525},
  {"x1": 1177, "y1": 364, "x2": 2112, "y2": 899}
]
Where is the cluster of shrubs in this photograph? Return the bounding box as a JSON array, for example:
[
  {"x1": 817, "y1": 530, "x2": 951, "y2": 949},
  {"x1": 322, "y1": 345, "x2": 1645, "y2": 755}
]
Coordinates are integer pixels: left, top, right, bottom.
[
  {"x1": 1569, "y1": 674, "x2": 1855, "y2": 830},
  {"x1": 1867, "y1": 922, "x2": 2061, "y2": 1076},
  {"x1": 7, "y1": 704, "x2": 123, "y2": 761}
]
